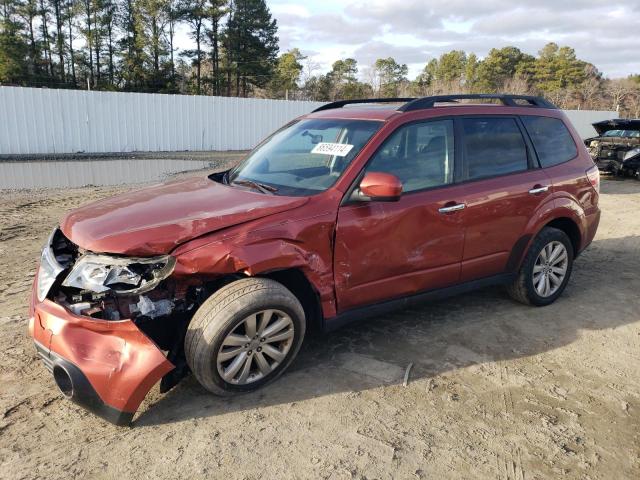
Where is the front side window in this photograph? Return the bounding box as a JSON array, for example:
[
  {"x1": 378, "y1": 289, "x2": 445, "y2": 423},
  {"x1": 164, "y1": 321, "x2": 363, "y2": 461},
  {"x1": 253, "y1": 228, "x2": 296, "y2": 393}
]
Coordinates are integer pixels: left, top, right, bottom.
[
  {"x1": 227, "y1": 119, "x2": 382, "y2": 196},
  {"x1": 462, "y1": 117, "x2": 528, "y2": 181},
  {"x1": 522, "y1": 116, "x2": 577, "y2": 168},
  {"x1": 365, "y1": 119, "x2": 455, "y2": 192}
]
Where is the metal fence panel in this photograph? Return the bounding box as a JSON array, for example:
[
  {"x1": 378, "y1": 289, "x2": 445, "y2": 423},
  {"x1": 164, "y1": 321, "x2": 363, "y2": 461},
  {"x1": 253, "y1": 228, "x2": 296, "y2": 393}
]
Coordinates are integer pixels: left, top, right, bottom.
[
  {"x1": 563, "y1": 109, "x2": 618, "y2": 138},
  {"x1": 0, "y1": 86, "x2": 619, "y2": 155},
  {"x1": 0, "y1": 87, "x2": 325, "y2": 155}
]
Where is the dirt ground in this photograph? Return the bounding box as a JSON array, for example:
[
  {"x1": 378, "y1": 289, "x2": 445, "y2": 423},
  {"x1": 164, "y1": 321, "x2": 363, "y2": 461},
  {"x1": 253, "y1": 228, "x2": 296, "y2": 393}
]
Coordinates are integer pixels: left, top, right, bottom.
[{"x1": 0, "y1": 173, "x2": 639, "y2": 480}]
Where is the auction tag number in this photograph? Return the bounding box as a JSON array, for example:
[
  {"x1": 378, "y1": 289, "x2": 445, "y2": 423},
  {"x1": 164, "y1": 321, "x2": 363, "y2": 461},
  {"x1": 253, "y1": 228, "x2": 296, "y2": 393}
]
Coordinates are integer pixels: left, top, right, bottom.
[{"x1": 311, "y1": 142, "x2": 354, "y2": 157}]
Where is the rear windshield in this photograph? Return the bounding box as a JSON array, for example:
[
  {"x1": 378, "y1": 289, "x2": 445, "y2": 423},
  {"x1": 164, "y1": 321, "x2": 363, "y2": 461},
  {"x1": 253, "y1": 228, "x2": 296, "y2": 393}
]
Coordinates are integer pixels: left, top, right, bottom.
[
  {"x1": 227, "y1": 119, "x2": 382, "y2": 196},
  {"x1": 522, "y1": 116, "x2": 577, "y2": 168}
]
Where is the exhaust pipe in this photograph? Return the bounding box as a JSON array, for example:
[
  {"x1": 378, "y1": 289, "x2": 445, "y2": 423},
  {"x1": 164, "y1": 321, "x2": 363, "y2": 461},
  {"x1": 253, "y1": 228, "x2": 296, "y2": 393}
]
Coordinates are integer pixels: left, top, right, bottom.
[{"x1": 52, "y1": 365, "x2": 74, "y2": 398}]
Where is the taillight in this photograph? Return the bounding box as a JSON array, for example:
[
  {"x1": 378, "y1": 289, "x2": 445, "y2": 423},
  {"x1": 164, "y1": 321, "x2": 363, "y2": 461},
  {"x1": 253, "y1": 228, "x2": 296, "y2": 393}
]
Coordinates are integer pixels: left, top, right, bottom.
[{"x1": 586, "y1": 165, "x2": 600, "y2": 194}]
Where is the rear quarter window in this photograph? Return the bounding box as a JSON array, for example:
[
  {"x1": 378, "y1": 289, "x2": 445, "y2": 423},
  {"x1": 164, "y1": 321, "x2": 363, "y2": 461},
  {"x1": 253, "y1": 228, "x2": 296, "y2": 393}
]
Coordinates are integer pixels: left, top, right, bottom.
[{"x1": 522, "y1": 116, "x2": 577, "y2": 168}]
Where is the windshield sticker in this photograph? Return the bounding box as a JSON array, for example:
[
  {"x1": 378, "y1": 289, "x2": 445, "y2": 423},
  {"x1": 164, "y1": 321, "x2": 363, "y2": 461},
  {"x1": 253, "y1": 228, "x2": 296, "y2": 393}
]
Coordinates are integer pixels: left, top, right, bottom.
[{"x1": 311, "y1": 142, "x2": 354, "y2": 157}]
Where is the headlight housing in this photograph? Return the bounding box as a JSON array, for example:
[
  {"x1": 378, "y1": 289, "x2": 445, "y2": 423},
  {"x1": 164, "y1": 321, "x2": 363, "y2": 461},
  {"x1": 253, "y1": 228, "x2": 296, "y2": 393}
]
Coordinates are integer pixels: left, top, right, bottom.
[
  {"x1": 62, "y1": 254, "x2": 176, "y2": 294},
  {"x1": 36, "y1": 230, "x2": 65, "y2": 302},
  {"x1": 623, "y1": 147, "x2": 640, "y2": 162}
]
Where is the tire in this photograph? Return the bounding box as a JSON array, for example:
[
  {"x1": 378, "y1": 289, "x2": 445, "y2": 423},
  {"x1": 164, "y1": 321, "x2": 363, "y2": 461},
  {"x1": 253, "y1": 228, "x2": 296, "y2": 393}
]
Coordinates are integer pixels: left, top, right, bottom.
[
  {"x1": 185, "y1": 277, "x2": 306, "y2": 396},
  {"x1": 507, "y1": 227, "x2": 574, "y2": 306}
]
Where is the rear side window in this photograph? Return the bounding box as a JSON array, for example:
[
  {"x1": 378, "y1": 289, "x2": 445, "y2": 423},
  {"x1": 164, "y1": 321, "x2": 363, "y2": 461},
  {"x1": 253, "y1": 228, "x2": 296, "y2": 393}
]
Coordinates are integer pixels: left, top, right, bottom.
[
  {"x1": 461, "y1": 117, "x2": 528, "y2": 181},
  {"x1": 521, "y1": 116, "x2": 577, "y2": 167}
]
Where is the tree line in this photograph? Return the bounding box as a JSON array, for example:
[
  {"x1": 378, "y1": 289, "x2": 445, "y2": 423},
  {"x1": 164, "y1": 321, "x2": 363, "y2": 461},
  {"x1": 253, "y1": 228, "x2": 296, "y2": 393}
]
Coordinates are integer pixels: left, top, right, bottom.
[
  {"x1": 296, "y1": 45, "x2": 640, "y2": 118},
  {"x1": 1, "y1": 0, "x2": 639, "y2": 117},
  {"x1": 0, "y1": 0, "x2": 278, "y2": 95}
]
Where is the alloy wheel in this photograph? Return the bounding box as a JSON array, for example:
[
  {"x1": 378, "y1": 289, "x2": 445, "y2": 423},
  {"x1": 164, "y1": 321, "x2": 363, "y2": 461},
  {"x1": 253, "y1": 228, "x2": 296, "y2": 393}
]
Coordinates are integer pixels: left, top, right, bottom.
[
  {"x1": 532, "y1": 241, "x2": 568, "y2": 298},
  {"x1": 216, "y1": 309, "x2": 294, "y2": 385}
]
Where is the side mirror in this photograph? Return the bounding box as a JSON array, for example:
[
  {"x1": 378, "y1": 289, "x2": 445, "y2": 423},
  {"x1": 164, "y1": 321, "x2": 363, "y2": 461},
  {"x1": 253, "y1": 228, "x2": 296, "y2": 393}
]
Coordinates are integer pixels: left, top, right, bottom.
[{"x1": 353, "y1": 172, "x2": 403, "y2": 202}]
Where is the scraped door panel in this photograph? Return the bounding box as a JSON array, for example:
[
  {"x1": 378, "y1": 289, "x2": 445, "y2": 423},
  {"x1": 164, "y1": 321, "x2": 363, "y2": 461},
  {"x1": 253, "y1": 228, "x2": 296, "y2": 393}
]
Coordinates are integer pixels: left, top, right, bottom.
[{"x1": 334, "y1": 185, "x2": 466, "y2": 312}]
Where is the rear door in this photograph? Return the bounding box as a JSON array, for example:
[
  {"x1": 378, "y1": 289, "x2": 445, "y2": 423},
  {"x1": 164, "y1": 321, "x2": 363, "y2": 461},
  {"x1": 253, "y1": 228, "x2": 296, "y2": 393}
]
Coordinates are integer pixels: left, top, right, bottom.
[
  {"x1": 457, "y1": 116, "x2": 553, "y2": 282},
  {"x1": 333, "y1": 118, "x2": 466, "y2": 311}
]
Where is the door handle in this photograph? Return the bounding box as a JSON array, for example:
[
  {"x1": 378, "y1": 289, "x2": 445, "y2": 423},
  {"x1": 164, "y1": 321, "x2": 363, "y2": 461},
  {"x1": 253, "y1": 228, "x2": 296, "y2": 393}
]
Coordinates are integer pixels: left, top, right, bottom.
[
  {"x1": 529, "y1": 185, "x2": 549, "y2": 195},
  {"x1": 438, "y1": 203, "x2": 466, "y2": 214}
]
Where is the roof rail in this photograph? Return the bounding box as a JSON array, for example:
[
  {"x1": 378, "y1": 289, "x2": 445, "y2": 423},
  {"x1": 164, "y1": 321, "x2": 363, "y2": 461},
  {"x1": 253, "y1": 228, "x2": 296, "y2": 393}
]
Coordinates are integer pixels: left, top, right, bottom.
[
  {"x1": 312, "y1": 98, "x2": 416, "y2": 113},
  {"x1": 398, "y1": 94, "x2": 557, "y2": 111}
]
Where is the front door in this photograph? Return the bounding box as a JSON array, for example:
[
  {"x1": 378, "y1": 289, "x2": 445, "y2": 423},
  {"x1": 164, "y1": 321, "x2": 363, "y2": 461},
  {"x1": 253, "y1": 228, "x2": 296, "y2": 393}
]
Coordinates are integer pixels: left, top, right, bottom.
[{"x1": 333, "y1": 119, "x2": 466, "y2": 312}]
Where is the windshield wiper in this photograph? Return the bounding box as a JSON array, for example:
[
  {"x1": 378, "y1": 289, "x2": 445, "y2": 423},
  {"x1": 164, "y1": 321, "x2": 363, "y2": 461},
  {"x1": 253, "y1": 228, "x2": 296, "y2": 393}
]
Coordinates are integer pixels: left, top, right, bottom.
[{"x1": 231, "y1": 178, "x2": 278, "y2": 195}]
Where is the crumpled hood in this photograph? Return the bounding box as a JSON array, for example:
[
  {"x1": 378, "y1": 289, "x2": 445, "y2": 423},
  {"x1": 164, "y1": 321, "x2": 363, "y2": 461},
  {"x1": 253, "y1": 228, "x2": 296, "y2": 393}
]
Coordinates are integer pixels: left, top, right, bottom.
[{"x1": 60, "y1": 176, "x2": 308, "y2": 256}]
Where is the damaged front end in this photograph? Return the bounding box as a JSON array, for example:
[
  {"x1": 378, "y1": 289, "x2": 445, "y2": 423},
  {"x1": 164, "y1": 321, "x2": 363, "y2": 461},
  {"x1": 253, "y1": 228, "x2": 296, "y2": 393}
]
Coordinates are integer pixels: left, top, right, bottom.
[
  {"x1": 586, "y1": 119, "x2": 640, "y2": 177},
  {"x1": 30, "y1": 228, "x2": 203, "y2": 425}
]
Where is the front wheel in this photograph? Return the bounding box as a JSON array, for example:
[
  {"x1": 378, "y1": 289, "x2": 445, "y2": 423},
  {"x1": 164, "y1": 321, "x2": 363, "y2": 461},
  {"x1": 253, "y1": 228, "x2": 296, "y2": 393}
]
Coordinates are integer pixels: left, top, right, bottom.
[
  {"x1": 185, "y1": 278, "x2": 306, "y2": 395},
  {"x1": 507, "y1": 227, "x2": 574, "y2": 306}
]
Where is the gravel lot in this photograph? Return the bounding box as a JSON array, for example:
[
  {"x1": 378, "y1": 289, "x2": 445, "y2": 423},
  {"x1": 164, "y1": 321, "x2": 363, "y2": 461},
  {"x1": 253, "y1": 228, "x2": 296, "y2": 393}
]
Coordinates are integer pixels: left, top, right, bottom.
[{"x1": 0, "y1": 171, "x2": 638, "y2": 480}]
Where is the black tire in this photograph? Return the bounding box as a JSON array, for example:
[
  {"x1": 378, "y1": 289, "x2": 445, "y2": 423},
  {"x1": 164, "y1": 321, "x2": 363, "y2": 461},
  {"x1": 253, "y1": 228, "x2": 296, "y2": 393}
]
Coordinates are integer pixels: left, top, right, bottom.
[
  {"x1": 507, "y1": 227, "x2": 574, "y2": 306},
  {"x1": 185, "y1": 277, "x2": 306, "y2": 396}
]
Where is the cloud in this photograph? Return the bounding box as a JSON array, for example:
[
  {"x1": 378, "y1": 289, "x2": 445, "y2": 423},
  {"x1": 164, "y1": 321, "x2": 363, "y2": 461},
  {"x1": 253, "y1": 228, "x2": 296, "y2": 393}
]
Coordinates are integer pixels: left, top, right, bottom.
[{"x1": 268, "y1": 0, "x2": 640, "y2": 78}]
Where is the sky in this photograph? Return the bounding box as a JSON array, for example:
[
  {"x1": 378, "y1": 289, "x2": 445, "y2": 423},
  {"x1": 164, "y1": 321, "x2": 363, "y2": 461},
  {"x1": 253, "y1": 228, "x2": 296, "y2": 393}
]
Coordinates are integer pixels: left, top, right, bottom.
[{"x1": 265, "y1": 0, "x2": 640, "y2": 80}]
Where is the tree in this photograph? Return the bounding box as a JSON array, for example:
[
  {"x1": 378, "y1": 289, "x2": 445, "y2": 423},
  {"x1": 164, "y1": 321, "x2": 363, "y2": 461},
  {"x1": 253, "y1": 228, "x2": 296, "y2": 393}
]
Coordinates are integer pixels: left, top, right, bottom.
[
  {"x1": 465, "y1": 53, "x2": 479, "y2": 91},
  {"x1": 430, "y1": 50, "x2": 467, "y2": 84},
  {"x1": 17, "y1": 0, "x2": 40, "y2": 77},
  {"x1": 101, "y1": 0, "x2": 116, "y2": 86},
  {"x1": 80, "y1": 0, "x2": 94, "y2": 86},
  {"x1": 39, "y1": 0, "x2": 54, "y2": 77},
  {"x1": 179, "y1": 0, "x2": 206, "y2": 94},
  {"x1": 271, "y1": 48, "x2": 304, "y2": 99},
  {"x1": 0, "y1": 0, "x2": 29, "y2": 84},
  {"x1": 373, "y1": 57, "x2": 408, "y2": 97},
  {"x1": 529, "y1": 43, "x2": 588, "y2": 94},
  {"x1": 224, "y1": 0, "x2": 278, "y2": 97},
  {"x1": 205, "y1": 0, "x2": 226, "y2": 95},
  {"x1": 65, "y1": 0, "x2": 78, "y2": 86},
  {"x1": 326, "y1": 58, "x2": 371, "y2": 99},
  {"x1": 138, "y1": 0, "x2": 171, "y2": 89},
  {"x1": 51, "y1": 0, "x2": 66, "y2": 81},
  {"x1": 476, "y1": 46, "x2": 534, "y2": 92},
  {"x1": 119, "y1": 0, "x2": 146, "y2": 90},
  {"x1": 302, "y1": 73, "x2": 333, "y2": 101}
]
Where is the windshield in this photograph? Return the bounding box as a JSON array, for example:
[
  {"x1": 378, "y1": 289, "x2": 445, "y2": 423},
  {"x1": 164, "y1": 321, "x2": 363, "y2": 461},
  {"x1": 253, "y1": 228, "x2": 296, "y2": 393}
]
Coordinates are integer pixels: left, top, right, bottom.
[
  {"x1": 603, "y1": 129, "x2": 640, "y2": 138},
  {"x1": 227, "y1": 118, "x2": 382, "y2": 196}
]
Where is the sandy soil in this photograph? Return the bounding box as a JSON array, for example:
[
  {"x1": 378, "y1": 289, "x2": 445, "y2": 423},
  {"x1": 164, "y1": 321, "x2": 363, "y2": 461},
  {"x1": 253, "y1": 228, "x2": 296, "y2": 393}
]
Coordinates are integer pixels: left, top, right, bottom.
[{"x1": 0, "y1": 174, "x2": 639, "y2": 480}]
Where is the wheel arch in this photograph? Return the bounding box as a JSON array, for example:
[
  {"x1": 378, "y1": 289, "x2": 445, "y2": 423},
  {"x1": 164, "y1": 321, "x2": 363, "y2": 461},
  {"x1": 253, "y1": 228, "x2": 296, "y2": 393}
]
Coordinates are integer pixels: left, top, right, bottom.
[
  {"x1": 543, "y1": 217, "x2": 581, "y2": 257},
  {"x1": 259, "y1": 268, "x2": 324, "y2": 334},
  {"x1": 509, "y1": 215, "x2": 583, "y2": 273}
]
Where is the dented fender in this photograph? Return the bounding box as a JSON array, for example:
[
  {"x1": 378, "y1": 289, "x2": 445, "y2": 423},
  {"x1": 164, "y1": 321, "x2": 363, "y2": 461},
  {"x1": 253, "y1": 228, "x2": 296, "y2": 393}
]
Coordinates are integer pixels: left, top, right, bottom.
[{"x1": 172, "y1": 209, "x2": 339, "y2": 318}]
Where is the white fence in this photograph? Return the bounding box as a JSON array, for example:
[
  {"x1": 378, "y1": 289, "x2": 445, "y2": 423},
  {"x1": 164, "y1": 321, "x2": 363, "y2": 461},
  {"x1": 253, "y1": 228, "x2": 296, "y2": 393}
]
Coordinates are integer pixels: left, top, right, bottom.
[
  {"x1": 0, "y1": 86, "x2": 617, "y2": 156},
  {"x1": 0, "y1": 87, "x2": 324, "y2": 155},
  {"x1": 563, "y1": 109, "x2": 618, "y2": 140}
]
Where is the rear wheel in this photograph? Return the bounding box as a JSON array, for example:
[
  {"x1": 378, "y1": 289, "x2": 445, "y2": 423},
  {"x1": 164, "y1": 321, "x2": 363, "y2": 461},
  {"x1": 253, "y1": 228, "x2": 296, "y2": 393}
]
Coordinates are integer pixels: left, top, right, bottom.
[
  {"x1": 507, "y1": 227, "x2": 574, "y2": 306},
  {"x1": 185, "y1": 278, "x2": 306, "y2": 395}
]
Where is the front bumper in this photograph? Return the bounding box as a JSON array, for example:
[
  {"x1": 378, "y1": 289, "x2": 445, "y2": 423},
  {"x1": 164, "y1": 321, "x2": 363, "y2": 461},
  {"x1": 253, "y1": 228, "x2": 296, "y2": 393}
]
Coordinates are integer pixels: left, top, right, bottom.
[{"x1": 29, "y1": 297, "x2": 174, "y2": 425}]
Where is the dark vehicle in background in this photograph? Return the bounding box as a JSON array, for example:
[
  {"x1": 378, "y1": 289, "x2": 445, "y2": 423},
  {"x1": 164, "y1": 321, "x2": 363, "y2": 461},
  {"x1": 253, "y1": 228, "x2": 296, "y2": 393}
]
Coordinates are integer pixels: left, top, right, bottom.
[{"x1": 586, "y1": 119, "x2": 640, "y2": 178}]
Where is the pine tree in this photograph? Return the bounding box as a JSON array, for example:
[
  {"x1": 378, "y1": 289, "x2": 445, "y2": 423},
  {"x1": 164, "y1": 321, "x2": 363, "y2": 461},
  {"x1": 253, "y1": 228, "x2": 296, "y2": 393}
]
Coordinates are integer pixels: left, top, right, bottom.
[
  {"x1": 224, "y1": 0, "x2": 278, "y2": 97},
  {"x1": 0, "y1": 0, "x2": 29, "y2": 84},
  {"x1": 205, "y1": 0, "x2": 225, "y2": 95},
  {"x1": 178, "y1": 0, "x2": 206, "y2": 94}
]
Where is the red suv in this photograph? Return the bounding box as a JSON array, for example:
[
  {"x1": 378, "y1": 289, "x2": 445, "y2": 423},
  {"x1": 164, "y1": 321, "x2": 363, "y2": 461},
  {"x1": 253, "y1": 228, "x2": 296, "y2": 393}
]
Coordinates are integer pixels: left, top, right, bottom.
[{"x1": 29, "y1": 94, "x2": 601, "y2": 425}]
